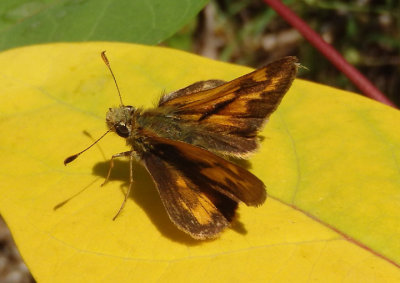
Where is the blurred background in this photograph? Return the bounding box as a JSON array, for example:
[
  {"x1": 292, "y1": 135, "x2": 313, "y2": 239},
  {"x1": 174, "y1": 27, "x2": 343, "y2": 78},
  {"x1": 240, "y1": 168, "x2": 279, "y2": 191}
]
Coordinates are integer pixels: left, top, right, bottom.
[
  {"x1": 0, "y1": 1, "x2": 399, "y2": 282},
  {"x1": 163, "y1": 0, "x2": 400, "y2": 106}
]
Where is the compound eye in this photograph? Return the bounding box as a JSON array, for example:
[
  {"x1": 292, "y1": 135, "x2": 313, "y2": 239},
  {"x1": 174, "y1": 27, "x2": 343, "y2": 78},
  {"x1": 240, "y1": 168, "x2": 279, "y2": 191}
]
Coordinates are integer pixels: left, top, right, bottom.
[{"x1": 115, "y1": 124, "x2": 130, "y2": 138}]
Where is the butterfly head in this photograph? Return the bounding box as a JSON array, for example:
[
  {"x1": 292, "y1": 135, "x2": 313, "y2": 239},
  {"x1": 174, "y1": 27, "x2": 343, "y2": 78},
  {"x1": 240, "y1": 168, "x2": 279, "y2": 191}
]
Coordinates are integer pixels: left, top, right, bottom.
[{"x1": 106, "y1": 105, "x2": 136, "y2": 138}]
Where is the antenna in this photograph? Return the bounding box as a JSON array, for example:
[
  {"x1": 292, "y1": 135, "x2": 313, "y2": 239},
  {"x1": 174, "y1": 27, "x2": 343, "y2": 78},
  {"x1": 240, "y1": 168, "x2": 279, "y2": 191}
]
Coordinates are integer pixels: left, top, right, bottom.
[
  {"x1": 64, "y1": 129, "x2": 111, "y2": 165},
  {"x1": 101, "y1": 51, "x2": 124, "y2": 106}
]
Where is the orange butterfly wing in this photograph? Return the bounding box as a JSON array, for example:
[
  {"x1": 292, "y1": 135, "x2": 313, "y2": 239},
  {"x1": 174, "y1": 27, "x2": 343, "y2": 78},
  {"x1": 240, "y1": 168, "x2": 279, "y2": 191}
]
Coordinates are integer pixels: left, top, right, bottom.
[
  {"x1": 141, "y1": 134, "x2": 265, "y2": 239},
  {"x1": 157, "y1": 57, "x2": 298, "y2": 156}
]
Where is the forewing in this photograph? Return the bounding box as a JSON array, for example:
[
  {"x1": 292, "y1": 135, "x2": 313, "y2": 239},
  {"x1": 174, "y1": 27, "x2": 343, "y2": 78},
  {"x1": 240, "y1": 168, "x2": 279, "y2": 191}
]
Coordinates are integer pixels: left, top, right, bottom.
[
  {"x1": 159, "y1": 57, "x2": 298, "y2": 151},
  {"x1": 144, "y1": 134, "x2": 266, "y2": 206},
  {"x1": 140, "y1": 134, "x2": 266, "y2": 239},
  {"x1": 143, "y1": 153, "x2": 237, "y2": 239}
]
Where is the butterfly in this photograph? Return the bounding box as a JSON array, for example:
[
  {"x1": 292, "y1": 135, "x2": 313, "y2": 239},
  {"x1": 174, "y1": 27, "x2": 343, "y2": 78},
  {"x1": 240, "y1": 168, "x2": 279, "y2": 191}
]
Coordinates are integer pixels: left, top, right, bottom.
[{"x1": 65, "y1": 52, "x2": 298, "y2": 239}]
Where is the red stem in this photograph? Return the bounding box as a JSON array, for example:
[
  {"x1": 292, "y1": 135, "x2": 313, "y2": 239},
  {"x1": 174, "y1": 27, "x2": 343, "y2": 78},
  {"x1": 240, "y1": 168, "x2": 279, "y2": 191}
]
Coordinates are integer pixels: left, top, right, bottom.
[{"x1": 263, "y1": 0, "x2": 396, "y2": 108}]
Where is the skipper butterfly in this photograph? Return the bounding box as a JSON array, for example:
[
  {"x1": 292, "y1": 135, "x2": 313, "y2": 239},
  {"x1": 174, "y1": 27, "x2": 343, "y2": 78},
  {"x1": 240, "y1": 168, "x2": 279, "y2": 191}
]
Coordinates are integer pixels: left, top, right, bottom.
[{"x1": 65, "y1": 52, "x2": 298, "y2": 239}]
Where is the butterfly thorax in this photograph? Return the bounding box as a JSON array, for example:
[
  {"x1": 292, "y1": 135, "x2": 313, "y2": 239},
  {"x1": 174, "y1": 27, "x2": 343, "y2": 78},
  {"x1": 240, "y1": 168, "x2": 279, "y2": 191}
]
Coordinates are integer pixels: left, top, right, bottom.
[{"x1": 134, "y1": 108, "x2": 207, "y2": 146}]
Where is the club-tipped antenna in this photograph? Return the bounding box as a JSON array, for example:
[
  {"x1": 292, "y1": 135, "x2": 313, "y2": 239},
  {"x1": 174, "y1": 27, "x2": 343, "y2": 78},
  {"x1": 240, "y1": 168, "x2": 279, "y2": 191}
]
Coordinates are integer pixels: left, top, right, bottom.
[
  {"x1": 101, "y1": 51, "x2": 124, "y2": 106},
  {"x1": 64, "y1": 129, "x2": 111, "y2": 165}
]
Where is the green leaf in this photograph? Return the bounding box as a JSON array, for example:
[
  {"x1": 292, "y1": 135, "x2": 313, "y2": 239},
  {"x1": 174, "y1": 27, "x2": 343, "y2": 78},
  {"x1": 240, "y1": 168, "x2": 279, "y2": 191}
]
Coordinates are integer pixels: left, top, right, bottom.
[{"x1": 0, "y1": 0, "x2": 208, "y2": 51}]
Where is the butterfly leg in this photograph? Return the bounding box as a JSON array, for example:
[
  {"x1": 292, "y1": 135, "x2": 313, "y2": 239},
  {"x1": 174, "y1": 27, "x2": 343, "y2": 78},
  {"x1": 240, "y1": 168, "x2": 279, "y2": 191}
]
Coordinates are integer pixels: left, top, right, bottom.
[
  {"x1": 101, "y1": 151, "x2": 133, "y2": 187},
  {"x1": 113, "y1": 153, "x2": 135, "y2": 221}
]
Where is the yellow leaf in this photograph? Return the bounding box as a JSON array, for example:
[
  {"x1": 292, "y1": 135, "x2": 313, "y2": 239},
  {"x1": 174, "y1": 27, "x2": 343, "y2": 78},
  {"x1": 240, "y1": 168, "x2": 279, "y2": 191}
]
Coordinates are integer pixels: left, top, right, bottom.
[{"x1": 0, "y1": 43, "x2": 399, "y2": 282}]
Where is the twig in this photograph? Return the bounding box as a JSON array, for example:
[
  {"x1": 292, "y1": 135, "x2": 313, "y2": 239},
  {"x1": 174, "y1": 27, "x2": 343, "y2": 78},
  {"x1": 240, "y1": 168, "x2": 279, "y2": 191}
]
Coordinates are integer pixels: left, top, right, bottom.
[{"x1": 263, "y1": 0, "x2": 396, "y2": 108}]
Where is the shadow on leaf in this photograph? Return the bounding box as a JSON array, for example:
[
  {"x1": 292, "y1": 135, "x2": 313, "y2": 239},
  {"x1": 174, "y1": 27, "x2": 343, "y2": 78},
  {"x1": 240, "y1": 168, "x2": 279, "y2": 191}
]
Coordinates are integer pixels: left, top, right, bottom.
[{"x1": 92, "y1": 159, "x2": 247, "y2": 244}]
